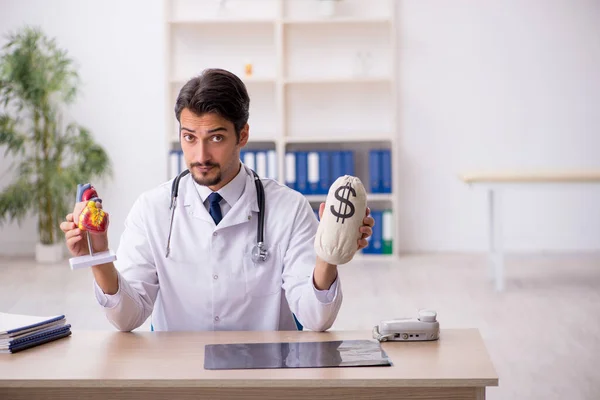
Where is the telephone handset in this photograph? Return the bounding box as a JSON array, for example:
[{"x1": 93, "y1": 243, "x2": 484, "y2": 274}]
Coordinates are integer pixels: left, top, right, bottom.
[{"x1": 373, "y1": 309, "x2": 440, "y2": 342}]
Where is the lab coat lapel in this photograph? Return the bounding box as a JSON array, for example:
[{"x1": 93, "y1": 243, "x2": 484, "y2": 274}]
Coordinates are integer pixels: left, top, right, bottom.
[
  {"x1": 217, "y1": 168, "x2": 260, "y2": 230},
  {"x1": 181, "y1": 175, "x2": 214, "y2": 224},
  {"x1": 181, "y1": 167, "x2": 260, "y2": 228}
]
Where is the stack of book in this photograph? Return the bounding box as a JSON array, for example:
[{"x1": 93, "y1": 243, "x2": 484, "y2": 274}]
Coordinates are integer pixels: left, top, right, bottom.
[{"x1": 0, "y1": 312, "x2": 72, "y2": 354}]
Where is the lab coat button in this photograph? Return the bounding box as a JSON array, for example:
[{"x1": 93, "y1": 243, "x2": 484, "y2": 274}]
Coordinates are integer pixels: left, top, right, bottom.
[
  {"x1": 213, "y1": 232, "x2": 217, "y2": 237},
  {"x1": 213, "y1": 274, "x2": 218, "y2": 280},
  {"x1": 214, "y1": 316, "x2": 220, "y2": 322}
]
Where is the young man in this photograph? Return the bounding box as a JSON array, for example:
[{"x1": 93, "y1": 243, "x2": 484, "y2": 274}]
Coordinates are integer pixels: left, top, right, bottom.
[{"x1": 60, "y1": 68, "x2": 374, "y2": 332}]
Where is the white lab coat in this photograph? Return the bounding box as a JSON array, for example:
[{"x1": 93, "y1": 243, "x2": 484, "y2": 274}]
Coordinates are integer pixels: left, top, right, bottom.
[{"x1": 94, "y1": 164, "x2": 343, "y2": 332}]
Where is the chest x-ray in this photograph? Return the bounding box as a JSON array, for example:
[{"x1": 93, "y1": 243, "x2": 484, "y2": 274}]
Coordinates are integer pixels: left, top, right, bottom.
[{"x1": 204, "y1": 339, "x2": 392, "y2": 370}]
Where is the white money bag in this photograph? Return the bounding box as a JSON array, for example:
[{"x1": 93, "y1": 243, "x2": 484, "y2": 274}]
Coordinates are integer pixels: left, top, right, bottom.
[{"x1": 314, "y1": 175, "x2": 367, "y2": 265}]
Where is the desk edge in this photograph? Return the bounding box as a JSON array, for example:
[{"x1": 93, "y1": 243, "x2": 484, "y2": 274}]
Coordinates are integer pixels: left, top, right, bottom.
[{"x1": 0, "y1": 378, "x2": 499, "y2": 389}]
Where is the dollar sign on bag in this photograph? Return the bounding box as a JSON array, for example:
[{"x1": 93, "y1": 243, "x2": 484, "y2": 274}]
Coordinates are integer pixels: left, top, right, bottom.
[{"x1": 331, "y1": 182, "x2": 356, "y2": 223}]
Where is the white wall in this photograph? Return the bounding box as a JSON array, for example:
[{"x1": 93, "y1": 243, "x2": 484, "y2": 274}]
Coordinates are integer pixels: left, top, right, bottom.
[
  {"x1": 0, "y1": 0, "x2": 166, "y2": 255},
  {"x1": 396, "y1": 0, "x2": 600, "y2": 252},
  {"x1": 0, "y1": 0, "x2": 599, "y2": 255}
]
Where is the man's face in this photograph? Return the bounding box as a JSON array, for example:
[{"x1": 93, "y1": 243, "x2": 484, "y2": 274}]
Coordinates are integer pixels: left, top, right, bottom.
[{"x1": 179, "y1": 108, "x2": 248, "y2": 190}]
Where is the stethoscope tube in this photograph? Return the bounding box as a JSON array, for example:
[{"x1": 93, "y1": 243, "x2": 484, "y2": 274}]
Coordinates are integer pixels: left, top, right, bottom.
[
  {"x1": 252, "y1": 169, "x2": 268, "y2": 263},
  {"x1": 165, "y1": 169, "x2": 190, "y2": 258},
  {"x1": 165, "y1": 167, "x2": 267, "y2": 263}
]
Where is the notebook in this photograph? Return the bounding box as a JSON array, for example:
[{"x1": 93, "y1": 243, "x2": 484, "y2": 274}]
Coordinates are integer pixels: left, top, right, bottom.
[{"x1": 0, "y1": 312, "x2": 72, "y2": 354}]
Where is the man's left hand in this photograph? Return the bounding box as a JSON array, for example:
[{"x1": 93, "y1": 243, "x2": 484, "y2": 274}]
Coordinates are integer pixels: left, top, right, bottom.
[
  {"x1": 357, "y1": 207, "x2": 374, "y2": 250},
  {"x1": 319, "y1": 203, "x2": 374, "y2": 250}
]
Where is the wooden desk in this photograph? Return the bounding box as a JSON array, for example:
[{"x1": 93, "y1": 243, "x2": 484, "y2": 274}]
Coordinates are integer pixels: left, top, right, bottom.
[
  {"x1": 461, "y1": 170, "x2": 600, "y2": 291},
  {"x1": 0, "y1": 329, "x2": 498, "y2": 400}
]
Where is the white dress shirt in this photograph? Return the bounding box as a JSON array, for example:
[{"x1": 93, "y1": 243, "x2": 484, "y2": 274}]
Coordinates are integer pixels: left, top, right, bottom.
[{"x1": 94, "y1": 163, "x2": 342, "y2": 331}]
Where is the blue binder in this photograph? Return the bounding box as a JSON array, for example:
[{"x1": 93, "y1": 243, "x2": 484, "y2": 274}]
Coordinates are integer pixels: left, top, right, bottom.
[
  {"x1": 295, "y1": 152, "x2": 308, "y2": 194},
  {"x1": 369, "y1": 150, "x2": 381, "y2": 193},
  {"x1": 318, "y1": 151, "x2": 330, "y2": 194},
  {"x1": 342, "y1": 151, "x2": 355, "y2": 176},
  {"x1": 330, "y1": 151, "x2": 343, "y2": 184},
  {"x1": 380, "y1": 149, "x2": 392, "y2": 193}
]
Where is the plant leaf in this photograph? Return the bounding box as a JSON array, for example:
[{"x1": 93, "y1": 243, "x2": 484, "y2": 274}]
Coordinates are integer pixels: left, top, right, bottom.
[
  {"x1": 0, "y1": 176, "x2": 35, "y2": 226},
  {"x1": 0, "y1": 113, "x2": 27, "y2": 157}
]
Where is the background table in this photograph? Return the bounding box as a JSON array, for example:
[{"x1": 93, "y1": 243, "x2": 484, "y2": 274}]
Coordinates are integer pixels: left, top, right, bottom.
[
  {"x1": 461, "y1": 170, "x2": 600, "y2": 291},
  {"x1": 0, "y1": 329, "x2": 498, "y2": 400}
]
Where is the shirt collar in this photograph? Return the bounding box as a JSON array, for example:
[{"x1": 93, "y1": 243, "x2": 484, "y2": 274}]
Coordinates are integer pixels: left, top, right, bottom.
[{"x1": 193, "y1": 162, "x2": 247, "y2": 209}]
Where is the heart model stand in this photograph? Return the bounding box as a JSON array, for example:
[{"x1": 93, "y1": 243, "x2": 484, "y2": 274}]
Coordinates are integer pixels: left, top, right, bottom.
[{"x1": 69, "y1": 183, "x2": 117, "y2": 270}]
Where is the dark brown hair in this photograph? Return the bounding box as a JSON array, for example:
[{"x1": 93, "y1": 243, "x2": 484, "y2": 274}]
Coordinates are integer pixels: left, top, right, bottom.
[{"x1": 174, "y1": 68, "x2": 250, "y2": 141}]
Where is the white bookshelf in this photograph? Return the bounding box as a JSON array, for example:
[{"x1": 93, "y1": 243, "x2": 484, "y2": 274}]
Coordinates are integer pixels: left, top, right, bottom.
[
  {"x1": 282, "y1": 17, "x2": 392, "y2": 25},
  {"x1": 164, "y1": 0, "x2": 398, "y2": 258}
]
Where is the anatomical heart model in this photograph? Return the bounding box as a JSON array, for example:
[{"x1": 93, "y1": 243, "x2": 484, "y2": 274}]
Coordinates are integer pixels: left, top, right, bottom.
[
  {"x1": 69, "y1": 183, "x2": 116, "y2": 270},
  {"x1": 76, "y1": 184, "x2": 108, "y2": 233}
]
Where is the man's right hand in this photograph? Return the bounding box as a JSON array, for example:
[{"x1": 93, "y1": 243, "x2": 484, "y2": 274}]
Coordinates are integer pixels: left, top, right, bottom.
[{"x1": 60, "y1": 201, "x2": 109, "y2": 257}]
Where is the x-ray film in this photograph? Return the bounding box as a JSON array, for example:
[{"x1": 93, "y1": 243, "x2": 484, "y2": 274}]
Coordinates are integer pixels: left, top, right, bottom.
[{"x1": 204, "y1": 339, "x2": 392, "y2": 370}]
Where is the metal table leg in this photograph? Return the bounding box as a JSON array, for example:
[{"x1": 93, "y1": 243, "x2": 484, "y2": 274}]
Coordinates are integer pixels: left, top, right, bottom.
[{"x1": 488, "y1": 188, "x2": 504, "y2": 291}]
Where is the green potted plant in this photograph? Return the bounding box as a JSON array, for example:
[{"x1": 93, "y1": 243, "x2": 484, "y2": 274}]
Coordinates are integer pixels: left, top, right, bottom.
[{"x1": 0, "y1": 26, "x2": 111, "y2": 263}]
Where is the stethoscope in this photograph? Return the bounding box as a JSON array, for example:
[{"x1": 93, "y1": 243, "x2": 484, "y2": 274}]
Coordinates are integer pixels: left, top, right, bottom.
[{"x1": 165, "y1": 166, "x2": 268, "y2": 263}]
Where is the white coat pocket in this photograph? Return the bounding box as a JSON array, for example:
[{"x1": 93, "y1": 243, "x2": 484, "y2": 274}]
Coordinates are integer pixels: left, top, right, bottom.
[{"x1": 243, "y1": 244, "x2": 282, "y2": 297}]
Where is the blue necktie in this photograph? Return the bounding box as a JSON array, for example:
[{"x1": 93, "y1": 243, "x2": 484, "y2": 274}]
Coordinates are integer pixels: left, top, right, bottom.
[{"x1": 207, "y1": 192, "x2": 223, "y2": 225}]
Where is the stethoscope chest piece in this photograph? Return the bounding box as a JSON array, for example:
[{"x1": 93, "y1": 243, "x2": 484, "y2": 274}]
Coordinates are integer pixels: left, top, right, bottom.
[{"x1": 251, "y1": 242, "x2": 268, "y2": 263}]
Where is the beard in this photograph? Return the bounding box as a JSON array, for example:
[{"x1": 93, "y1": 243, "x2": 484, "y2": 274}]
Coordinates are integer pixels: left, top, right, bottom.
[{"x1": 190, "y1": 162, "x2": 222, "y2": 186}]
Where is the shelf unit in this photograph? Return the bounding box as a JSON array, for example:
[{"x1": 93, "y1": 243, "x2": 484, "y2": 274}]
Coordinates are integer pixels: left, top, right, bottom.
[{"x1": 164, "y1": 0, "x2": 398, "y2": 258}]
